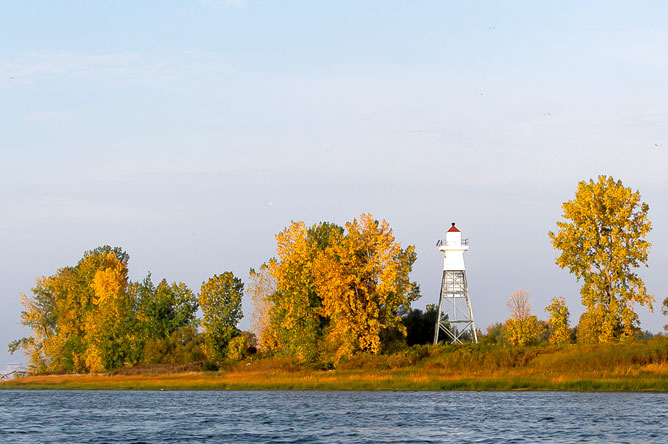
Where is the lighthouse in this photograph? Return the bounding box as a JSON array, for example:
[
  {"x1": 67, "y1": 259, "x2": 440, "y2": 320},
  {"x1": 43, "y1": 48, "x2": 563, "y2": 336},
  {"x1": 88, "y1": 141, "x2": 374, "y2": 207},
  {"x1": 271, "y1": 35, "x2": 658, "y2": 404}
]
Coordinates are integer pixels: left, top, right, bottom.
[{"x1": 433, "y1": 223, "x2": 478, "y2": 344}]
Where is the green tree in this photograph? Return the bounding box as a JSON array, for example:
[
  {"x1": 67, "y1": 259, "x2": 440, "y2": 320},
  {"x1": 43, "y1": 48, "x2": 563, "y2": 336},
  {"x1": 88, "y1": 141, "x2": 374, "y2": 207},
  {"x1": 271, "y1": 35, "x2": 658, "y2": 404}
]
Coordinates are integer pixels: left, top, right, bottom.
[
  {"x1": 134, "y1": 276, "x2": 199, "y2": 343},
  {"x1": 199, "y1": 272, "x2": 244, "y2": 362},
  {"x1": 549, "y1": 176, "x2": 653, "y2": 342},
  {"x1": 403, "y1": 305, "x2": 448, "y2": 345}
]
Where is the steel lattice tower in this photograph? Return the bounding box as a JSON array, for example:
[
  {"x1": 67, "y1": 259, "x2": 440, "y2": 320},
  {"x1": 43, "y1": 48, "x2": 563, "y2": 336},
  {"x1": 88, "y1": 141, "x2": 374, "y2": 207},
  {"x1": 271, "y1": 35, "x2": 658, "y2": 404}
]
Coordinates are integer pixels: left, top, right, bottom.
[{"x1": 433, "y1": 223, "x2": 478, "y2": 344}]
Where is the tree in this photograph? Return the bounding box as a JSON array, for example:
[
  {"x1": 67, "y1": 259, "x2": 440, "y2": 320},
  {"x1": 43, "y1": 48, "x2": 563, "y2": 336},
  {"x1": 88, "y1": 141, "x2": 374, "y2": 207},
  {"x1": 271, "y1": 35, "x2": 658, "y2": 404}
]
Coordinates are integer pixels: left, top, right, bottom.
[
  {"x1": 545, "y1": 297, "x2": 571, "y2": 345},
  {"x1": 10, "y1": 246, "x2": 134, "y2": 373},
  {"x1": 403, "y1": 305, "x2": 449, "y2": 345},
  {"x1": 575, "y1": 312, "x2": 599, "y2": 344},
  {"x1": 505, "y1": 290, "x2": 541, "y2": 346},
  {"x1": 265, "y1": 221, "x2": 343, "y2": 362},
  {"x1": 662, "y1": 297, "x2": 668, "y2": 334},
  {"x1": 247, "y1": 264, "x2": 277, "y2": 352},
  {"x1": 134, "y1": 276, "x2": 199, "y2": 343},
  {"x1": 84, "y1": 252, "x2": 134, "y2": 372},
  {"x1": 549, "y1": 176, "x2": 653, "y2": 342},
  {"x1": 315, "y1": 214, "x2": 419, "y2": 362},
  {"x1": 199, "y1": 272, "x2": 244, "y2": 362}
]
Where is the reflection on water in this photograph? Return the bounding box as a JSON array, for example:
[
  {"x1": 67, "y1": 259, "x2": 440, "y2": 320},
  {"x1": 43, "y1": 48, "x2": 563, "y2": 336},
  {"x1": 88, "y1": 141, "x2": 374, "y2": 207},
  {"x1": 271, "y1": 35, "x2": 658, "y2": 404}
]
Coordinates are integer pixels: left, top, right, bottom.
[{"x1": 1, "y1": 390, "x2": 666, "y2": 443}]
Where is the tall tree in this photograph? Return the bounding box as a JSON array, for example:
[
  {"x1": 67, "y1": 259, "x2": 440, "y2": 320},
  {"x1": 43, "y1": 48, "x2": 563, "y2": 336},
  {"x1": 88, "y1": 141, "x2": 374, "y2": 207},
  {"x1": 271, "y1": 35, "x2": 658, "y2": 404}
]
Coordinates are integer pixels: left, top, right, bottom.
[
  {"x1": 84, "y1": 252, "x2": 133, "y2": 372},
  {"x1": 247, "y1": 264, "x2": 277, "y2": 352},
  {"x1": 134, "y1": 276, "x2": 199, "y2": 342},
  {"x1": 545, "y1": 297, "x2": 571, "y2": 345},
  {"x1": 10, "y1": 246, "x2": 132, "y2": 372},
  {"x1": 315, "y1": 214, "x2": 419, "y2": 362},
  {"x1": 403, "y1": 305, "x2": 446, "y2": 346},
  {"x1": 266, "y1": 221, "x2": 341, "y2": 361},
  {"x1": 549, "y1": 176, "x2": 653, "y2": 342},
  {"x1": 199, "y1": 272, "x2": 244, "y2": 362}
]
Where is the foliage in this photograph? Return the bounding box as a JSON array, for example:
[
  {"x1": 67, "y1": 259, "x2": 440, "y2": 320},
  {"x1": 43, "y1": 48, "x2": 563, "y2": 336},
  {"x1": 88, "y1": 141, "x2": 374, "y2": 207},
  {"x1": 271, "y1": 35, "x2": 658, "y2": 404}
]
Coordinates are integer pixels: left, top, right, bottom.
[
  {"x1": 314, "y1": 214, "x2": 419, "y2": 363},
  {"x1": 12, "y1": 246, "x2": 134, "y2": 373},
  {"x1": 663, "y1": 297, "x2": 668, "y2": 334},
  {"x1": 11, "y1": 246, "x2": 201, "y2": 373},
  {"x1": 549, "y1": 175, "x2": 653, "y2": 342},
  {"x1": 505, "y1": 290, "x2": 541, "y2": 346},
  {"x1": 227, "y1": 332, "x2": 252, "y2": 361},
  {"x1": 480, "y1": 323, "x2": 506, "y2": 345},
  {"x1": 84, "y1": 252, "x2": 134, "y2": 372},
  {"x1": 10, "y1": 339, "x2": 668, "y2": 391},
  {"x1": 257, "y1": 215, "x2": 419, "y2": 365},
  {"x1": 134, "y1": 276, "x2": 199, "y2": 342},
  {"x1": 265, "y1": 221, "x2": 337, "y2": 362},
  {"x1": 402, "y1": 304, "x2": 448, "y2": 345},
  {"x1": 575, "y1": 311, "x2": 600, "y2": 344},
  {"x1": 199, "y1": 272, "x2": 244, "y2": 362},
  {"x1": 545, "y1": 297, "x2": 571, "y2": 344},
  {"x1": 143, "y1": 326, "x2": 205, "y2": 364}
]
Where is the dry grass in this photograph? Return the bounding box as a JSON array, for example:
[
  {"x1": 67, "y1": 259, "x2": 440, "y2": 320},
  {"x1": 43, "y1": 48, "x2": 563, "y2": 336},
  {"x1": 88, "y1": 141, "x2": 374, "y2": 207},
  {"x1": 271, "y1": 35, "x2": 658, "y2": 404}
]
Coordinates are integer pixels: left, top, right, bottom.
[{"x1": 4, "y1": 338, "x2": 668, "y2": 391}]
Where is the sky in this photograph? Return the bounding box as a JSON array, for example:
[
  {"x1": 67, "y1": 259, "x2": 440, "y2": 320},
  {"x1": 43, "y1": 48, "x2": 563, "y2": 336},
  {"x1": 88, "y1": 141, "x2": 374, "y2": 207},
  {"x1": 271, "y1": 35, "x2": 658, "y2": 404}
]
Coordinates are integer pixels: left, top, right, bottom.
[{"x1": 2, "y1": 0, "x2": 667, "y2": 366}]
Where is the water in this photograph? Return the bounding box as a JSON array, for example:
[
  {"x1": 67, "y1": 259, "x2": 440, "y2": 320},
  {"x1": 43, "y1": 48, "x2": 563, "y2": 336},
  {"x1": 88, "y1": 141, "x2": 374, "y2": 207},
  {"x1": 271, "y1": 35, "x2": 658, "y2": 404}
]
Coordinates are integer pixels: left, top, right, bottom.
[{"x1": 0, "y1": 390, "x2": 666, "y2": 443}]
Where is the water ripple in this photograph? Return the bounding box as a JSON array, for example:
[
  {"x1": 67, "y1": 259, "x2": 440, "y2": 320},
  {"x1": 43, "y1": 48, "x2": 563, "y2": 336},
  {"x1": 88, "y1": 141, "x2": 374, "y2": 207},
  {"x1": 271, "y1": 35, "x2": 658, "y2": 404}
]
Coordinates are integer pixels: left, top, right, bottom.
[{"x1": 0, "y1": 390, "x2": 666, "y2": 443}]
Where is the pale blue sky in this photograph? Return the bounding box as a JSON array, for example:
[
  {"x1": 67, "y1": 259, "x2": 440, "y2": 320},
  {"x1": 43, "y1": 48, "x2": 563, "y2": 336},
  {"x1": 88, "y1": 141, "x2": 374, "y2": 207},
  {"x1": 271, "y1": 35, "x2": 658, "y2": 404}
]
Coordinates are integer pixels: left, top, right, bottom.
[{"x1": 2, "y1": 1, "x2": 668, "y2": 366}]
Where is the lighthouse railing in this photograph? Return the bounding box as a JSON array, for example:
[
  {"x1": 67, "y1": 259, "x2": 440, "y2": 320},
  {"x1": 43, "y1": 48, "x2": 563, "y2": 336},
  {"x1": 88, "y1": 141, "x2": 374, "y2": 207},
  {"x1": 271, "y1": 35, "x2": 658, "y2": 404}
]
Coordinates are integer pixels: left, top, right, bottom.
[{"x1": 436, "y1": 238, "x2": 469, "y2": 247}]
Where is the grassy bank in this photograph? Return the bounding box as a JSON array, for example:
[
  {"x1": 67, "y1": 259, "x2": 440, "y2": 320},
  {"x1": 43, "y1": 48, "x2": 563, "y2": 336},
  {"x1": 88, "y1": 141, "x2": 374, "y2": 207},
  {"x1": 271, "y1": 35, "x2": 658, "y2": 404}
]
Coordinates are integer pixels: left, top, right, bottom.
[{"x1": 4, "y1": 338, "x2": 668, "y2": 391}]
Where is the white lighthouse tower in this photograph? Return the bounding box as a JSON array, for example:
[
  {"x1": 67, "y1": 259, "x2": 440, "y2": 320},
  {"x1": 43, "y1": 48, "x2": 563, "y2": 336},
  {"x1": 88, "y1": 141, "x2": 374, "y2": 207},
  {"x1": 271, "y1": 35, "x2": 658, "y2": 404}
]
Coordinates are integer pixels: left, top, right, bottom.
[{"x1": 433, "y1": 223, "x2": 478, "y2": 344}]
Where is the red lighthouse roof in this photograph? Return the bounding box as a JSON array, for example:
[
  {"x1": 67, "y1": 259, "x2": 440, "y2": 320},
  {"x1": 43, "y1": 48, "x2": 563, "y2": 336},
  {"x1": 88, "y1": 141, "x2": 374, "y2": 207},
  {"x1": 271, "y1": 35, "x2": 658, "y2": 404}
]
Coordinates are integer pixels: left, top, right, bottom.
[{"x1": 447, "y1": 223, "x2": 460, "y2": 233}]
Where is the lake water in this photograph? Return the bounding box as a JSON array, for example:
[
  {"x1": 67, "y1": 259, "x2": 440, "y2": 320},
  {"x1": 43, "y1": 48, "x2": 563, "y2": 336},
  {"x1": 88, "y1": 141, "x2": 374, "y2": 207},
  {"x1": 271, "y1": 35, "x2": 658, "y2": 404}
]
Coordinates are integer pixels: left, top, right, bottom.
[{"x1": 0, "y1": 390, "x2": 666, "y2": 443}]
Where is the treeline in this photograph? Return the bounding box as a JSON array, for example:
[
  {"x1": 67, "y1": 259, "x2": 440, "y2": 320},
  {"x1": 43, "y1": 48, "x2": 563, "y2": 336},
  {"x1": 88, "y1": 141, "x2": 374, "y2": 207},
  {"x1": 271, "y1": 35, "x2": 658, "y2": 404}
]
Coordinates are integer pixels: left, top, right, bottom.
[
  {"x1": 248, "y1": 214, "x2": 421, "y2": 366},
  {"x1": 11, "y1": 214, "x2": 446, "y2": 373},
  {"x1": 11, "y1": 186, "x2": 665, "y2": 373},
  {"x1": 10, "y1": 246, "x2": 246, "y2": 373}
]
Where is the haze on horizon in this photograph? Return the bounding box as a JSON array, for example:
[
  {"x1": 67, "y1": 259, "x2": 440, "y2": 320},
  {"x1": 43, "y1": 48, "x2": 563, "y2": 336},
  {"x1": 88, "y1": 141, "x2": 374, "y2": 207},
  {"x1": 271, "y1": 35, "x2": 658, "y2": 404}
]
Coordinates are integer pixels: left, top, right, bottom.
[{"x1": 2, "y1": 0, "x2": 667, "y2": 366}]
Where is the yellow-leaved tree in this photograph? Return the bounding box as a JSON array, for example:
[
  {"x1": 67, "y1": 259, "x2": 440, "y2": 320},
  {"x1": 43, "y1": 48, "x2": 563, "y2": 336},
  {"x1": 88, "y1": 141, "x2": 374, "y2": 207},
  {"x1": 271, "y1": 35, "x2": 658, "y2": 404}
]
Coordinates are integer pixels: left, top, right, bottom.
[
  {"x1": 315, "y1": 214, "x2": 419, "y2": 363},
  {"x1": 266, "y1": 221, "x2": 337, "y2": 362},
  {"x1": 549, "y1": 176, "x2": 653, "y2": 342},
  {"x1": 545, "y1": 297, "x2": 571, "y2": 344},
  {"x1": 505, "y1": 289, "x2": 541, "y2": 346},
  {"x1": 85, "y1": 252, "x2": 132, "y2": 372},
  {"x1": 10, "y1": 246, "x2": 133, "y2": 373}
]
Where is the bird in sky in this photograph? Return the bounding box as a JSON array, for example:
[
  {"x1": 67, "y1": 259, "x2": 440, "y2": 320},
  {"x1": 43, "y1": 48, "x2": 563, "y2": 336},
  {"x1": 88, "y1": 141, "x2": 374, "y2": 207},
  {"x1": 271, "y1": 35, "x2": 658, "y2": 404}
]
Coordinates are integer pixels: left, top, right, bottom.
[
  {"x1": 544, "y1": 112, "x2": 551, "y2": 116},
  {"x1": 488, "y1": 26, "x2": 495, "y2": 30},
  {"x1": 480, "y1": 93, "x2": 487, "y2": 96},
  {"x1": 655, "y1": 143, "x2": 663, "y2": 149},
  {"x1": 8, "y1": 76, "x2": 14, "y2": 79},
  {"x1": 266, "y1": 201, "x2": 273, "y2": 206}
]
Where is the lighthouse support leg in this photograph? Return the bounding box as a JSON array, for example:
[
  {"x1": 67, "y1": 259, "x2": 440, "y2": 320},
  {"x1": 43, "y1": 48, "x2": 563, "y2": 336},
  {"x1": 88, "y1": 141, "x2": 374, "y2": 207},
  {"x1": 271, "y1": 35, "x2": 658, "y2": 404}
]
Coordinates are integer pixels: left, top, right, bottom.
[{"x1": 433, "y1": 270, "x2": 478, "y2": 344}]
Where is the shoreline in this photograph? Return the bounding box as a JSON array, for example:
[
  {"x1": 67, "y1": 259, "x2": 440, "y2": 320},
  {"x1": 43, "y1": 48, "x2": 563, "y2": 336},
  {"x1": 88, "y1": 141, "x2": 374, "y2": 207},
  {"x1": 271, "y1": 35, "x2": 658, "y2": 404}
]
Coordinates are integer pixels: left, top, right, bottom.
[
  {"x1": 3, "y1": 371, "x2": 668, "y2": 392},
  {"x1": 5, "y1": 340, "x2": 668, "y2": 392}
]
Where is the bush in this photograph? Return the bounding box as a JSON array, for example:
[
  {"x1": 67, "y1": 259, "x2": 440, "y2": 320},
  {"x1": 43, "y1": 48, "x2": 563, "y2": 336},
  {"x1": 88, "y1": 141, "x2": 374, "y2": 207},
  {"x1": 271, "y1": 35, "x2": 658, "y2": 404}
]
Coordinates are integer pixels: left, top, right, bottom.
[
  {"x1": 143, "y1": 326, "x2": 205, "y2": 364},
  {"x1": 202, "y1": 361, "x2": 219, "y2": 372},
  {"x1": 227, "y1": 333, "x2": 251, "y2": 362}
]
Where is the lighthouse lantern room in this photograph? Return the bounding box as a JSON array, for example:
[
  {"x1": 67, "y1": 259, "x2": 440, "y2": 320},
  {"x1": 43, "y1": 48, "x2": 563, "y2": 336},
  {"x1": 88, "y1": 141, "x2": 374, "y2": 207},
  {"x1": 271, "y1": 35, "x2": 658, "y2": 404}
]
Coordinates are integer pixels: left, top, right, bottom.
[{"x1": 433, "y1": 223, "x2": 478, "y2": 344}]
